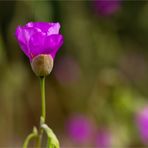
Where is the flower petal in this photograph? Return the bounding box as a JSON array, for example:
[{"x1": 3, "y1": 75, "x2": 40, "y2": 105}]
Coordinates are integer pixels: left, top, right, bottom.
[
  {"x1": 26, "y1": 22, "x2": 60, "y2": 35},
  {"x1": 44, "y1": 34, "x2": 64, "y2": 58},
  {"x1": 28, "y1": 31, "x2": 46, "y2": 60},
  {"x1": 15, "y1": 26, "x2": 28, "y2": 56},
  {"x1": 47, "y1": 23, "x2": 60, "y2": 36},
  {"x1": 15, "y1": 26, "x2": 41, "y2": 58}
]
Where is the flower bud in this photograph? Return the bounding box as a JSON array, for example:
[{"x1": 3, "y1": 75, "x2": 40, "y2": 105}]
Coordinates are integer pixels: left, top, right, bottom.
[{"x1": 31, "y1": 54, "x2": 53, "y2": 76}]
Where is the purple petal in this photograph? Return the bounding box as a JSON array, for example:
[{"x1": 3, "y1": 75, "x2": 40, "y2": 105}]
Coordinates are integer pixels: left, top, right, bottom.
[
  {"x1": 15, "y1": 26, "x2": 28, "y2": 57},
  {"x1": 47, "y1": 23, "x2": 60, "y2": 36},
  {"x1": 44, "y1": 34, "x2": 64, "y2": 58},
  {"x1": 28, "y1": 31, "x2": 46, "y2": 59},
  {"x1": 15, "y1": 26, "x2": 39, "y2": 58},
  {"x1": 26, "y1": 22, "x2": 60, "y2": 35},
  {"x1": 26, "y1": 22, "x2": 50, "y2": 32}
]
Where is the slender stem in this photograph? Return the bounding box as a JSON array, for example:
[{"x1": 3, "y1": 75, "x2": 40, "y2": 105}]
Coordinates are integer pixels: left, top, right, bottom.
[
  {"x1": 37, "y1": 76, "x2": 46, "y2": 148},
  {"x1": 40, "y1": 76, "x2": 46, "y2": 122},
  {"x1": 36, "y1": 135, "x2": 41, "y2": 148},
  {"x1": 23, "y1": 132, "x2": 37, "y2": 148}
]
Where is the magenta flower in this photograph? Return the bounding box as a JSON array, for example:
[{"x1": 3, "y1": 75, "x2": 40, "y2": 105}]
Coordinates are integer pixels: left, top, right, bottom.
[
  {"x1": 95, "y1": 129, "x2": 111, "y2": 148},
  {"x1": 66, "y1": 115, "x2": 93, "y2": 144},
  {"x1": 93, "y1": 0, "x2": 121, "y2": 16},
  {"x1": 15, "y1": 22, "x2": 64, "y2": 76},
  {"x1": 136, "y1": 107, "x2": 148, "y2": 144},
  {"x1": 15, "y1": 22, "x2": 63, "y2": 61}
]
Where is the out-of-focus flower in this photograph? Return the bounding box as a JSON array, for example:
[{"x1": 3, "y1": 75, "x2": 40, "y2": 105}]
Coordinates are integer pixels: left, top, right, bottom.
[
  {"x1": 66, "y1": 115, "x2": 93, "y2": 144},
  {"x1": 15, "y1": 22, "x2": 63, "y2": 76},
  {"x1": 136, "y1": 107, "x2": 148, "y2": 144},
  {"x1": 93, "y1": 0, "x2": 121, "y2": 16},
  {"x1": 95, "y1": 129, "x2": 111, "y2": 148},
  {"x1": 54, "y1": 55, "x2": 81, "y2": 85}
]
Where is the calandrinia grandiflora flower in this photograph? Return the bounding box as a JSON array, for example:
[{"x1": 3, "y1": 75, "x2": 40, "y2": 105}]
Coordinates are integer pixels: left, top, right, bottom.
[{"x1": 15, "y1": 22, "x2": 64, "y2": 76}]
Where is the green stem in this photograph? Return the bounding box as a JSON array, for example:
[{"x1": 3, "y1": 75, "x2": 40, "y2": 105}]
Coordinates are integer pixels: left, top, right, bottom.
[
  {"x1": 37, "y1": 76, "x2": 46, "y2": 148},
  {"x1": 36, "y1": 134, "x2": 42, "y2": 148},
  {"x1": 23, "y1": 131, "x2": 37, "y2": 148},
  {"x1": 40, "y1": 76, "x2": 46, "y2": 122}
]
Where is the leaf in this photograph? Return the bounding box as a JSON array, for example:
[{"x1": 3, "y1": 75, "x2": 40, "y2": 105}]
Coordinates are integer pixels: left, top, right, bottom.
[{"x1": 41, "y1": 124, "x2": 60, "y2": 148}]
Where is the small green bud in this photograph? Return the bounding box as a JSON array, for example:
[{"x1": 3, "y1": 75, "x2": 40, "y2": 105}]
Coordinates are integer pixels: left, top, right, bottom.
[{"x1": 31, "y1": 54, "x2": 53, "y2": 77}]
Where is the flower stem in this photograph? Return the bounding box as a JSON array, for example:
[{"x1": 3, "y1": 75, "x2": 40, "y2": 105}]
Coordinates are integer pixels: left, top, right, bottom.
[
  {"x1": 40, "y1": 76, "x2": 46, "y2": 122},
  {"x1": 37, "y1": 76, "x2": 46, "y2": 148},
  {"x1": 23, "y1": 133, "x2": 36, "y2": 148},
  {"x1": 23, "y1": 127, "x2": 38, "y2": 148}
]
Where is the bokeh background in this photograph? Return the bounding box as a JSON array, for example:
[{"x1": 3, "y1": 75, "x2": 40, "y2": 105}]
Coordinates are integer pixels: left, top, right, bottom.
[{"x1": 0, "y1": 0, "x2": 148, "y2": 147}]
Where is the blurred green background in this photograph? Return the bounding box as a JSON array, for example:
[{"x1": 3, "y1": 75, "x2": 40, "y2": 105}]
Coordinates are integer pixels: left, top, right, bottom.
[{"x1": 0, "y1": 0, "x2": 148, "y2": 147}]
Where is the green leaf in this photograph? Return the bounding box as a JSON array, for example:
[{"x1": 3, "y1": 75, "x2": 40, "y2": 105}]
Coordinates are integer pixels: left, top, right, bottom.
[{"x1": 41, "y1": 124, "x2": 60, "y2": 148}]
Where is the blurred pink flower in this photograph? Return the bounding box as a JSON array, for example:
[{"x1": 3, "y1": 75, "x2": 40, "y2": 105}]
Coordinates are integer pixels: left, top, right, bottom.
[
  {"x1": 93, "y1": 0, "x2": 121, "y2": 16},
  {"x1": 95, "y1": 129, "x2": 111, "y2": 148},
  {"x1": 136, "y1": 106, "x2": 148, "y2": 144},
  {"x1": 66, "y1": 115, "x2": 93, "y2": 144}
]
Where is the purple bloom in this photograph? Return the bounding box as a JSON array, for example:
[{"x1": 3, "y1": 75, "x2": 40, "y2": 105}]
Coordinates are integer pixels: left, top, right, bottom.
[
  {"x1": 95, "y1": 129, "x2": 111, "y2": 148},
  {"x1": 93, "y1": 0, "x2": 121, "y2": 16},
  {"x1": 15, "y1": 22, "x2": 63, "y2": 61},
  {"x1": 136, "y1": 107, "x2": 148, "y2": 144},
  {"x1": 66, "y1": 115, "x2": 93, "y2": 144}
]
